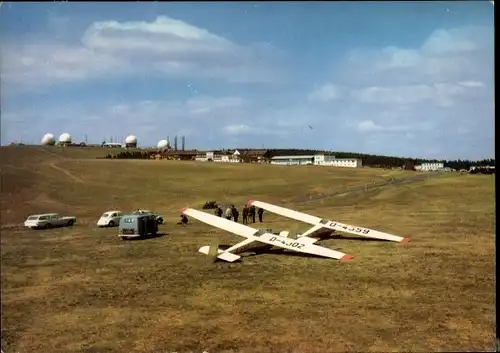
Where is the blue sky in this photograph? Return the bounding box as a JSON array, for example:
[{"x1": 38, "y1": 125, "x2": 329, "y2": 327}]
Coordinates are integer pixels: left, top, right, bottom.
[{"x1": 0, "y1": 1, "x2": 494, "y2": 159}]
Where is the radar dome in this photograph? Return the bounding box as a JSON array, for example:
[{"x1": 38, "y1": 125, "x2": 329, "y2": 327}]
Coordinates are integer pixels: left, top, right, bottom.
[
  {"x1": 59, "y1": 133, "x2": 72, "y2": 144},
  {"x1": 125, "y1": 135, "x2": 137, "y2": 144},
  {"x1": 41, "y1": 133, "x2": 56, "y2": 146},
  {"x1": 157, "y1": 140, "x2": 169, "y2": 149}
]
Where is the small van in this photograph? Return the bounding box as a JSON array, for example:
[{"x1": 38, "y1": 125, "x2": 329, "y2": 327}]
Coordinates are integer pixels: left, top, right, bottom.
[{"x1": 118, "y1": 214, "x2": 158, "y2": 240}]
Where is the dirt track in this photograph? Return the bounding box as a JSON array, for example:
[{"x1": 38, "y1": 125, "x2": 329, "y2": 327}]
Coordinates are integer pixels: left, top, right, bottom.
[{"x1": 48, "y1": 162, "x2": 84, "y2": 184}]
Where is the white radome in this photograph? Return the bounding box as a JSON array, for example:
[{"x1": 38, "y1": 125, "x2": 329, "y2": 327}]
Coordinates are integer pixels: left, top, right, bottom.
[
  {"x1": 59, "y1": 133, "x2": 72, "y2": 143},
  {"x1": 157, "y1": 140, "x2": 169, "y2": 149},
  {"x1": 125, "y1": 135, "x2": 137, "y2": 144},
  {"x1": 41, "y1": 133, "x2": 56, "y2": 145}
]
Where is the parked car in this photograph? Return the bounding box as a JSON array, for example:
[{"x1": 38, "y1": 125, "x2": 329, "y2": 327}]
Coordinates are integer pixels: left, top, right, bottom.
[
  {"x1": 97, "y1": 211, "x2": 123, "y2": 227},
  {"x1": 24, "y1": 213, "x2": 76, "y2": 229},
  {"x1": 132, "y1": 209, "x2": 164, "y2": 224}
]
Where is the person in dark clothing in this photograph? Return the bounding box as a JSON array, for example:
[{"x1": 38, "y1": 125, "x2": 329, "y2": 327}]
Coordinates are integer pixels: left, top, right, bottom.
[
  {"x1": 177, "y1": 214, "x2": 188, "y2": 225},
  {"x1": 232, "y1": 205, "x2": 239, "y2": 223},
  {"x1": 249, "y1": 205, "x2": 256, "y2": 223},
  {"x1": 257, "y1": 207, "x2": 264, "y2": 222},
  {"x1": 214, "y1": 205, "x2": 223, "y2": 217},
  {"x1": 242, "y1": 205, "x2": 249, "y2": 224}
]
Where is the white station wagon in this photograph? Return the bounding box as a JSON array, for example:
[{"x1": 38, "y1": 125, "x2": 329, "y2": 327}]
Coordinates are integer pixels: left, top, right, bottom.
[
  {"x1": 24, "y1": 213, "x2": 76, "y2": 229},
  {"x1": 97, "y1": 211, "x2": 123, "y2": 227}
]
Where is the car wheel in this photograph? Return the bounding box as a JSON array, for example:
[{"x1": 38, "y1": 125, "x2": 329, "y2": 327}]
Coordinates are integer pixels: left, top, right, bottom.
[
  {"x1": 67, "y1": 220, "x2": 74, "y2": 226},
  {"x1": 157, "y1": 218, "x2": 163, "y2": 225},
  {"x1": 45, "y1": 223, "x2": 52, "y2": 229},
  {"x1": 108, "y1": 221, "x2": 115, "y2": 227}
]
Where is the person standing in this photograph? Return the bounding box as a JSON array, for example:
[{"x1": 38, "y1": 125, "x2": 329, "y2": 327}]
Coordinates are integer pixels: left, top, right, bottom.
[
  {"x1": 215, "y1": 205, "x2": 223, "y2": 217},
  {"x1": 232, "y1": 205, "x2": 239, "y2": 223},
  {"x1": 257, "y1": 207, "x2": 264, "y2": 222},
  {"x1": 242, "y1": 205, "x2": 249, "y2": 224},
  {"x1": 249, "y1": 205, "x2": 256, "y2": 223},
  {"x1": 225, "y1": 206, "x2": 232, "y2": 220}
]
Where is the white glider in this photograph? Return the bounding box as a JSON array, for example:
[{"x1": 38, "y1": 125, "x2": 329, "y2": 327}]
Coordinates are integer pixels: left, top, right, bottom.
[
  {"x1": 181, "y1": 207, "x2": 353, "y2": 262},
  {"x1": 248, "y1": 200, "x2": 409, "y2": 243}
]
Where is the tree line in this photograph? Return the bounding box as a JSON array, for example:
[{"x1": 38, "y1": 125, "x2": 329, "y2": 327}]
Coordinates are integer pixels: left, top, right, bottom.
[{"x1": 103, "y1": 151, "x2": 155, "y2": 159}]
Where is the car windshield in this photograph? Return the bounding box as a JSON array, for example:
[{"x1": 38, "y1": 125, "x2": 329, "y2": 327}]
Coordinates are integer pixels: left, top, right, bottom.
[
  {"x1": 27, "y1": 216, "x2": 38, "y2": 220},
  {"x1": 101, "y1": 213, "x2": 110, "y2": 217}
]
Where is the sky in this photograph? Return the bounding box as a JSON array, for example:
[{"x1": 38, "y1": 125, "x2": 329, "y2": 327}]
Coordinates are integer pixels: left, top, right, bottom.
[{"x1": 0, "y1": 1, "x2": 494, "y2": 160}]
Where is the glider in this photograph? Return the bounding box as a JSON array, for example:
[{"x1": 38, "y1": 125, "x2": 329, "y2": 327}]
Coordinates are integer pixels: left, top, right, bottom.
[
  {"x1": 181, "y1": 207, "x2": 353, "y2": 262},
  {"x1": 248, "y1": 200, "x2": 409, "y2": 243}
]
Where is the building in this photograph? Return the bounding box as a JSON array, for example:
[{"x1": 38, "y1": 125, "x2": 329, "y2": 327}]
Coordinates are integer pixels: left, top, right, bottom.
[
  {"x1": 195, "y1": 150, "x2": 241, "y2": 163},
  {"x1": 269, "y1": 154, "x2": 362, "y2": 168},
  {"x1": 314, "y1": 154, "x2": 363, "y2": 168},
  {"x1": 313, "y1": 154, "x2": 363, "y2": 168},
  {"x1": 238, "y1": 149, "x2": 270, "y2": 163},
  {"x1": 270, "y1": 155, "x2": 315, "y2": 165},
  {"x1": 313, "y1": 154, "x2": 336, "y2": 165},
  {"x1": 419, "y1": 162, "x2": 444, "y2": 171},
  {"x1": 328, "y1": 158, "x2": 363, "y2": 168},
  {"x1": 195, "y1": 153, "x2": 208, "y2": 162},
  {"x1": 326, "y1": 158, "x2": 363, "y2": 168}
]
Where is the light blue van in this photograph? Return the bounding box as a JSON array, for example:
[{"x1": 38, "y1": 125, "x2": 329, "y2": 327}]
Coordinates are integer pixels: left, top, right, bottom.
[{"x1": 118, "y1": 213, "x2": 158, "y2": 240}]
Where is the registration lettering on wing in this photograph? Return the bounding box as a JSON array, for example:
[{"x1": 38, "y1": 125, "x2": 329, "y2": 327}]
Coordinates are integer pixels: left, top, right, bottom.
[
  {"x1": 326, "y1": 220, "x2": 371, "y2": 234},
  {"x1": 268, "y1": 236, "x2": 305, "y2": 249}
]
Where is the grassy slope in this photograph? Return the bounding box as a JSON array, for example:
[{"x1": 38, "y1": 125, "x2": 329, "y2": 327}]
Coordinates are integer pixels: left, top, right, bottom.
[{"x1": 0, "y1": 146, "x2": 495, "y2": 353}]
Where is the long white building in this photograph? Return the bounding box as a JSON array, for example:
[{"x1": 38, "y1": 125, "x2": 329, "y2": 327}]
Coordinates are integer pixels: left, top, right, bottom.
[
  {"x1": 417, "y1": 162, "x2": 444, "y2": 171},
  {"x1": 270, "y1": 154, "x2": 362, "y2": 168},
  {"x1": 313, "y1": 154, "x2": 362, "y2": 168},
  {"x1": 270, "y1": 155, "x2": 315, "y2": 165}
]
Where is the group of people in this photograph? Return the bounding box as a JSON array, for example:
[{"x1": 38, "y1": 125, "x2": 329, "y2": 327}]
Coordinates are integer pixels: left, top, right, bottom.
[
  {"x1": 176, "y1": 203, "x2": 264, "y2": 226},
  {"x1": 214, "y1": 204, "x2": 264, "y2": 224}
]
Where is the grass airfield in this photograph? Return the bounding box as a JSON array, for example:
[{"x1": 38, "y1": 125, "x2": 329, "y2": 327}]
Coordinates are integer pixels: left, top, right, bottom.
[{"x1": 0, "y1": 146, "x2": 495, "y2": 353}]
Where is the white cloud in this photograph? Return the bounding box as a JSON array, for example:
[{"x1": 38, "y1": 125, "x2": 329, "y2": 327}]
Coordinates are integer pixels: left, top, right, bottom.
[
  {"x1": 355, "y1": 120, "x2": 432, "y2": 134},
  {"x1": 3, "y1": 43, "x2": 124, "y2": 87},
  {"x1": 307, "y1": 24, "x2": 493, "y2": 156},
  {"x1": 357, "y1": 120, "x2": 382, "y2": 132},
  {"x1": 223, "y1": 124, "x2": 252, "y2": 135},
  {"x1": 458, "y1": 81, "x2": 485, "y2": 88},
  {"x1": 350, "y1": 82, "x2": 479, "y2": 108},
  {"x1": 2, "y1": 16, "x2": 285, "y2": 93},
  {"x1": 308, "y1": 84, "x2": 342, "y2": 102},
  {"x1": 420, "y1": 27, "x2": 479, "y2": 56},
  {"x1": 222, "y1": 123, "x2": 288, "y2": 137},
  {"x1": 185, "y1": 96, "x2": 247, "y2": 116},
  {"x1": 341, "y1": 26, "x2": 492, "y2": 87}
]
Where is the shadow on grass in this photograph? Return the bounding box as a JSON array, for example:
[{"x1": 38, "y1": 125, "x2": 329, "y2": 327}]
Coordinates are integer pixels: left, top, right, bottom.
[
  {"x1": 121, "y1": 232, "x2": 168, "y2": 241},
  {"x1": 214, "y1": 243, "x2": 345, "y2": 260}
]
